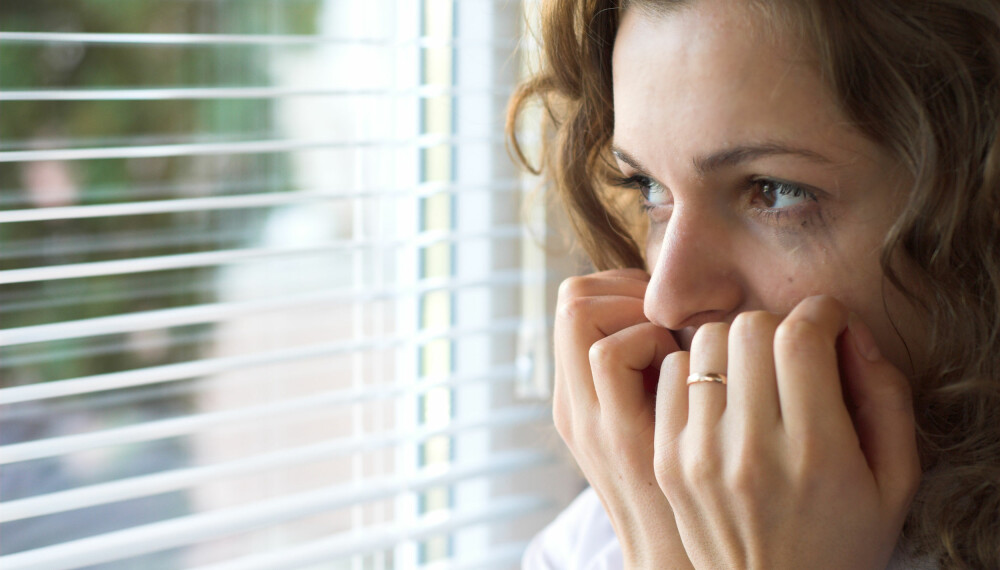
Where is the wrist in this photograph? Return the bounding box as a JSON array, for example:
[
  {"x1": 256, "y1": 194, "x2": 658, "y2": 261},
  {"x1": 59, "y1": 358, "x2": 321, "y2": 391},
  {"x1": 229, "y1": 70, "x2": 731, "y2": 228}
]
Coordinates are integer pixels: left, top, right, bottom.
[{"x1": 612, "y1": 505, "x2": 694, "y2": 570}]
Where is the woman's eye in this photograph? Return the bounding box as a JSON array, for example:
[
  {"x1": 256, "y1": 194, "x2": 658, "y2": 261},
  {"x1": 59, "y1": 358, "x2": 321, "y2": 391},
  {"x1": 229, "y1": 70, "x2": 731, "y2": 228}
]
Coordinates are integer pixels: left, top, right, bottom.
[
  {"x1": 754, "y1": 179, "x2": 815, "y2": 209},
  {"x1": 613, "y1": 174, "x2": 669, "y2": 207}
]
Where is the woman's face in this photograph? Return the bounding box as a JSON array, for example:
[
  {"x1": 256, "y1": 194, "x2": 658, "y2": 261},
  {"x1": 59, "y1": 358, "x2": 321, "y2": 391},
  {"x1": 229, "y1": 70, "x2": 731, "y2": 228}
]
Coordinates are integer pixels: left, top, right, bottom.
[{"x1": 611, "y1": 1, "x2": 926, "y2": 375}]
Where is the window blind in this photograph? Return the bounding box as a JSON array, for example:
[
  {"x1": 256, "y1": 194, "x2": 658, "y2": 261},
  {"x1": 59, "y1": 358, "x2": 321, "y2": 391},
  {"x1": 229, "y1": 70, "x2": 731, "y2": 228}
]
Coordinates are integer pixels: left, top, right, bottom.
[{"x1": 0, "y1": 1, "x2": 583, "y2": 568}]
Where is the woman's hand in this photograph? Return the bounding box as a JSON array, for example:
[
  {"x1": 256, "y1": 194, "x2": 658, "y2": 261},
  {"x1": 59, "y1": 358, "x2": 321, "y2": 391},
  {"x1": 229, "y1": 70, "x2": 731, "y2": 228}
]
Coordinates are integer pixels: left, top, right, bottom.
[
  {"x1": 553, "y1": 268, "x2": 693, "y2": 568},
  {"x1": 653, "y1": 295, "x2": 922, "y2": 570}
]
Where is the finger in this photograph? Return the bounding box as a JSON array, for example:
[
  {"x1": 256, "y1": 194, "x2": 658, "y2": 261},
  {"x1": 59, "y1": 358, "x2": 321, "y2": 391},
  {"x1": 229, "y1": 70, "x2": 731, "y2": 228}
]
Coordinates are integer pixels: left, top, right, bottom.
[
  {"x1": 591, "y1": 322, "x2": 680, "y2": 429},
  {"x1": 602, "y1": 266, "x2": 653, "y2": 282},
  {"x1": 655, "y1": 349, "x2": 726, "y2": 555},
  {"x1": 727, "y1": 311, "x2": 782, "y2": 431},
  {"x1": 840, "y1": 313, "x2": 922, "y2": 509},
  {"x1": 555, "y1": 295, "x2": 647, "y2": 406},
  {"x1": 557, "y1": 270, "x2": 650, "y2": 302},
  {"x1": 773, "y1": 295, "x2": 853, "y2": 438},
  {"x1": 656, "y1": 350, "x2": 691, "y2": 440},
  {"x1": 687, "y1": 322, "x2": 729, "y2": 430},
  {"x1": 551, "y1": 365, "x2": 576, "y2": 446}
]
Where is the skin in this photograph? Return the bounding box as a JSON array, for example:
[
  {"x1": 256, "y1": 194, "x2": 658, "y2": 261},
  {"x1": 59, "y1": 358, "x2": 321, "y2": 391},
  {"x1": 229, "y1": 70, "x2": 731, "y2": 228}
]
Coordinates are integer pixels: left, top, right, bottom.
[{"x1": 552, "y1": 1, "x2": 925, "y2": 568}]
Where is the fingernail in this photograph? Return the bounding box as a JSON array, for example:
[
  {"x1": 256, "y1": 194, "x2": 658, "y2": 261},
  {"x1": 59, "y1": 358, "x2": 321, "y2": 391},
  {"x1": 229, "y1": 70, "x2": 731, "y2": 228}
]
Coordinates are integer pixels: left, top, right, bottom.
[{"x1": 848, "y1": 313, "x2": 881, "y2": 362}]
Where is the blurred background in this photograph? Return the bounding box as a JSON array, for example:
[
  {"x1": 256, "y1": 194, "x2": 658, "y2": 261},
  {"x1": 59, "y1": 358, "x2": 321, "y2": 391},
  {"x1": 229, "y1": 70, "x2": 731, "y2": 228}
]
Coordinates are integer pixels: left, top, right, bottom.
[{"x1": 0, "y1": 1, "x2": 585, "y2": 568}]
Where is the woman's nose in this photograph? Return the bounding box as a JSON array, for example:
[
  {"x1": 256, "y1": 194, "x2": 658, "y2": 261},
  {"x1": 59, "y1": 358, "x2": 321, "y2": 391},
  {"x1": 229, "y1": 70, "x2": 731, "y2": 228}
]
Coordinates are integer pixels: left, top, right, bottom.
[{"x1": 643, "y1": 203, "x2": 744, "y2": 330}]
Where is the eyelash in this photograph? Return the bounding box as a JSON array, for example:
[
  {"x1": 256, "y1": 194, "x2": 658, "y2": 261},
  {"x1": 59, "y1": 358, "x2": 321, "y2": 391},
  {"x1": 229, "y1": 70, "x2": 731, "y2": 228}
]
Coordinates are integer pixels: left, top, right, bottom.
[
  {"x1": 748, "y1": 177, "x2": 818, "y2": 223},
  {"x1": 610, "y1": 174, "x2": 819, "y2": 221},
  {"x1": 610, "y1": 174, "x2": 662, "y2": 212}
]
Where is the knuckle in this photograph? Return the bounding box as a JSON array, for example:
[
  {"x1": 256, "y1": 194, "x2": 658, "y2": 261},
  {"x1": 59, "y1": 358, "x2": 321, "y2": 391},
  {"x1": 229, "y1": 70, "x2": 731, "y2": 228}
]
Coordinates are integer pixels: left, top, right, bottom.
[
  {"x1": 691, "y1": 321, "x2": 729, "y2": 350},
  {"x1": 557, "y1": 276, "x2": 591, "y2": 302},
  {"x1": 588, "y1": 335, "x2": 622, "y2": 367},
  {"x1": 614, "y1": 267, "x2": 651, "y2": 280},
  {"x1": 803, "y1": 294, "x2": 842, "y2": 314},
  {"x1": 731, "y1": 310, "x2": 779, "y2": 342},
  {"x1": 555, "y1": 296, "x2": 592, "y2": 326},
  {"x1": 660, "y1": 349, "x2": 688, "y2": 375},
  {"x1": 774, "y1": 318, "x2": 825, "y2": 352}
]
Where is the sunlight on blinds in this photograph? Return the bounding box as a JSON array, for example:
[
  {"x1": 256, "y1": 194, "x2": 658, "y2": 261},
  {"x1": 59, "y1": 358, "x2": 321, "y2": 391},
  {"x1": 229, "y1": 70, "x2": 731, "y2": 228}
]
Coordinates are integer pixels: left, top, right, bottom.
[{"x1": 0, "y1": 1, "x2": 583, "y2": 569}]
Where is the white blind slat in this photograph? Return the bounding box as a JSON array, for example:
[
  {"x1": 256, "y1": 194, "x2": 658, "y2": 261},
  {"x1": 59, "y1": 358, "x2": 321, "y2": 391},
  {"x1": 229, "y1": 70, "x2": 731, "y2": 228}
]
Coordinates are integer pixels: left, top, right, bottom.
[
  {"x1": 0, "y1": 367, "x2": 527, "y2": 522},
  {"x1": 0, "y1": 134, "x2": 502, "y2": 163},
  {"x1": 0, "y1": 181, "x2": 519, "y2": 223},
  {"x1": 0, "y1": 273, "x2": 544, "y2": 349},
  {"x1": 189, "y1": 499, "x2": 549, "y2": 570},
  {"x1": 0, "y1": 226, "x2": 523, "y2": 286},
  {"x1": 0, "y1": 317, "x2": 550, "y2": 405},
  {"x1": 3, "y1": 450, "x2": 550, "y2": 525},
  {"x1": 1, "y1": 2, "x2": 566, "y2": 568},
  {"x1": 0, "y1": 31, "x2": 516, "y2": 48},
  {"x1": 0, "y1": 401, "x2": 549, "y2": 465},
  {"x1": 0, "y1": 482, "x2": 548, "y2": 570},
  {"x1": 0, "y1": 85, "x2": 513, "y2": 102}
]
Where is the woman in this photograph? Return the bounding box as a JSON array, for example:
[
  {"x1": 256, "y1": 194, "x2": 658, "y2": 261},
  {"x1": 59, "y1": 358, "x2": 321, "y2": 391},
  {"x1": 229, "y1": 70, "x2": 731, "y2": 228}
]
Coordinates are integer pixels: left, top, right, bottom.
[{"x1": 507, "y1": 0, "x2": 1000, "y2": 568}]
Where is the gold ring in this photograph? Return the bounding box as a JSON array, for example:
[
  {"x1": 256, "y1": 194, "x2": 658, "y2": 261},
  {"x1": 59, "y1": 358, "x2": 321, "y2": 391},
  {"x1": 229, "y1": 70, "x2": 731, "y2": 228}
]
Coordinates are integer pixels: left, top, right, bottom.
[{"x1": 686, "y1": 372, "x2": 727, "y2": 386}]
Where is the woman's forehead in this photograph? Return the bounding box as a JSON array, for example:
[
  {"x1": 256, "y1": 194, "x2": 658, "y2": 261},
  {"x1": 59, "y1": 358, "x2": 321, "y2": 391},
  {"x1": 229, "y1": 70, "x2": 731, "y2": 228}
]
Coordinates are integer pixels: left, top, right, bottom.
[{"x1": 610, "y1": 3, "x2": 880, "y2": 176}]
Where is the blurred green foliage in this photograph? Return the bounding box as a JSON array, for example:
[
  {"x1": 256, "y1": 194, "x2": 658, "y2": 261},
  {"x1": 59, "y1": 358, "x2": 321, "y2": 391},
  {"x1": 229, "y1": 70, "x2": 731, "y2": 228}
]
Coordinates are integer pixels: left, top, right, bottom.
[
  {"x1": 0, "y1": 0, "x2": 319, "y2": 384},
  {"x1": 1, "y1": 0, "x2": 322, "y2": 556}
]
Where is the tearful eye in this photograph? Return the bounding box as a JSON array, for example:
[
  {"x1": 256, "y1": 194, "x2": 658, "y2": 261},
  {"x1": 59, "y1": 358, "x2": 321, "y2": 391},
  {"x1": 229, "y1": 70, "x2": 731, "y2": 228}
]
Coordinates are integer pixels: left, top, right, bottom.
[
  {"x1": 755, "y1": 179, "x2": 814, "y2": 209},
  {"x1": 637, "y1": 176, "x2": 668, "y2": 205},
  {"x1": 612, "y1": 174, "x2": 669, "y2": 209}
]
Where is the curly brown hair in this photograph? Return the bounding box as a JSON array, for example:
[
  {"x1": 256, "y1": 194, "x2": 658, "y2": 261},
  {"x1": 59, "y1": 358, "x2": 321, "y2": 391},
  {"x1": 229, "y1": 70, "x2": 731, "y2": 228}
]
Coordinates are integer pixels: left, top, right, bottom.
[{"x1": 507, "y1": 0, "x2": 1000, "y2": 567}]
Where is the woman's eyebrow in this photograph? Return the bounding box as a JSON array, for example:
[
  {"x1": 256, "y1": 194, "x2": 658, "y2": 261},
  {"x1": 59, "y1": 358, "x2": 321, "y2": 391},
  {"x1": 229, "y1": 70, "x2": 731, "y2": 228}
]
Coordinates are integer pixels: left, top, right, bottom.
[
  {"x1": 611, "y1": 146, "x2": 650, "y2": 174},
  {"x1": 693, "y1": 142, "x2": 833, "y2": 175},
  {"x1": 611, "y1": 142, "x2": 834, "y2": 176}
]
